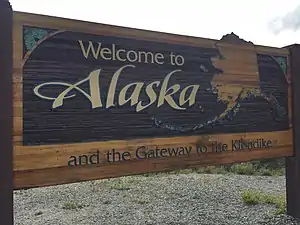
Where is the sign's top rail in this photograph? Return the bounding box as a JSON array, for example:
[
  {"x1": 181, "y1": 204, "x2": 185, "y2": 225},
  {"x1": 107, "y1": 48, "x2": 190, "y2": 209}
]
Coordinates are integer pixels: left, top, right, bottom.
[{"x1": 12, "y1": 10, "x2": 289, "y2": 55}]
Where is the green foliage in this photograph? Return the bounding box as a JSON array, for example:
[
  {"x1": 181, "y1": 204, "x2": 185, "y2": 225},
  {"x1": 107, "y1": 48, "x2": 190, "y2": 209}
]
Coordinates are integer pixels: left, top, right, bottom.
[
  {"x1": 108, "y1": 180, "x2": 131, "y2": 190},
  {"x1": 241, "y1": 189, "x2": 286, "y2": 215},
  {"x1": 99, "y1": 177, "x2": 142, "y2": 190},
  {"x1": 230, "y1": 163, "x2": 256, "y2": 175},
  {"x1": 241, "y1": 189, "x2": 261, "y2": 205},
  {"x1": 141, "y1": 158, "x2": 285, "y2": 177}
]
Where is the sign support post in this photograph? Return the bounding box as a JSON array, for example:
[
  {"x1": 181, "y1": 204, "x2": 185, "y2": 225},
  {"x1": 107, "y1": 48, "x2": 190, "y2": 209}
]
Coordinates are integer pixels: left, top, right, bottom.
[
  {"x1": 286, "y1": 44, "x2": 300, "y2": 219},
  {"x1": 0, "y1": 0, "x2": 13, "y2": 224}
]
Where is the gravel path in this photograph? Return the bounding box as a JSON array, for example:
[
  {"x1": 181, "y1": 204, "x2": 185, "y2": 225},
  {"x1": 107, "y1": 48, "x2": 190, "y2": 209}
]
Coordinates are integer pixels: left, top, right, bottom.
[{"x1": 13, "y1": 174, "x2": 300, "y2": 225}]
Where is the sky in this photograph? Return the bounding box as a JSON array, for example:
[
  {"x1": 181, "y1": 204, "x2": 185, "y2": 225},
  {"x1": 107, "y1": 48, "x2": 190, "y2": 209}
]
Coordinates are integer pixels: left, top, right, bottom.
[{"x1": 9, "y1": 0, "x2": 300, "y2": 48}]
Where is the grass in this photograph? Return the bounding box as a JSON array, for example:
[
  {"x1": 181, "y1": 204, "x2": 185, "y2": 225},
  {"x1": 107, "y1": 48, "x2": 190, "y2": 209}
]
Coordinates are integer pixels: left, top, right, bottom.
[
  {"x1": 107, "y1": 180, "x2": 131, "y2": 190},
  {"x1": 241, "y1": 189, "x2": 286, "y2": 215},
  {"x1": 62, "y1": 201, "x2": 88, "y2": 210},
  {"x1": 142, "y1": 158, "x2": 286, "y2": 177},
  {"x1": 99, "y1": 177, "x2": 141, "y2": 191}
]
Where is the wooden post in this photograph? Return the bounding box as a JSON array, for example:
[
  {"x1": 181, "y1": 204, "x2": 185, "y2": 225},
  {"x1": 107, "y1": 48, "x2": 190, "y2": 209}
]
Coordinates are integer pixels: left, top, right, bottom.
[
  {"x1": 286, "y1": 44, "x2": 300, "y2": 219},
  {"x1": 0, "y1": 0, "x2": 13, "y2": 224}
]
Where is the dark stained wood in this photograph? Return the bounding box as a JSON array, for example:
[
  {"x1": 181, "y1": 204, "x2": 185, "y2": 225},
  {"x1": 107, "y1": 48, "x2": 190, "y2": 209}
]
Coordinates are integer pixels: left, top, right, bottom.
[
  {"x1": 285, "y1": 44, "x2": 300, "y2": 219},
  {"x1": 0, "y1": 0, "x2": 13, "y2": 224},
  {"x1": 21, "y1": 29, "x2": 289, "y2": 145},
  {"x1": 12, "y1": 11, "x2": 294, "y2": 189}
]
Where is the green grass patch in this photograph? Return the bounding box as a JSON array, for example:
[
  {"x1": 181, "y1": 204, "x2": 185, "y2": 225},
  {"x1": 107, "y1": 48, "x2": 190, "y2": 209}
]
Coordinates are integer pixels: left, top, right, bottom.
[
  {"x1": 109, "y1": 180, "x2": 131, "y2": 190},
  {"x1": 230, "y1": 163, "x2": 256, "y2": 175},
  {"x1": 141, "y1": 158, "x2": 285, "y2": 177},
  {"x1": 241, "y1": 189, "x2": 286, "y2": 215}
]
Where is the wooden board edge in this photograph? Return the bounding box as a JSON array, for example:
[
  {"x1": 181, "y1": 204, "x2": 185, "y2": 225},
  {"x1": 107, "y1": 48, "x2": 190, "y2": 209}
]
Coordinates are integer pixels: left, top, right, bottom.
[
  {"x1": 14, "y1": 145, "x2": 293, "y2": 190},
  {"x1": 13, "y1": 129, "x2": 293, "y2": 171},
  {"x1": 12, "y1": 10, "x2": 289, "y2": 54}
]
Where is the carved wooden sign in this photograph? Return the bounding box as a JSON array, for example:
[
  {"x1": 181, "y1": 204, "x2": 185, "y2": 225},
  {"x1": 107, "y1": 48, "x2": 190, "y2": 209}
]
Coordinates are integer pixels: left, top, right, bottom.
[{"x1": 13, "y1": 12, "x2": 293, "y2": 189}]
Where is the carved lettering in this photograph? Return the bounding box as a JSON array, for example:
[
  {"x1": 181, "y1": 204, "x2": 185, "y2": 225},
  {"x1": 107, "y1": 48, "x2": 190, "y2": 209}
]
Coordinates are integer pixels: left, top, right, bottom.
[
  {"x1": 33, "y1": 69, "x2": 103, "y2": 109},
  {"x1": 33, "y1": 64, "x2": 201, "y2": 112},
  {"x1": 78, "y1": 40, "x2": 165, "y2": 65},
  {"x1": 157, "y1": 70, "x2": 184, "y2": 110}
]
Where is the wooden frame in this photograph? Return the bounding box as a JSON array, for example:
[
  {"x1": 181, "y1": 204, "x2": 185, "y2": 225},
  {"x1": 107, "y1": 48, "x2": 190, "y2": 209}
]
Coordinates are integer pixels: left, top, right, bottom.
[
  {"x1": 0, "y1": 1, "x2": 13, "y2": 224},
  {"x1": 12, "y1": 11, "x2": 294, "y2": 189}
]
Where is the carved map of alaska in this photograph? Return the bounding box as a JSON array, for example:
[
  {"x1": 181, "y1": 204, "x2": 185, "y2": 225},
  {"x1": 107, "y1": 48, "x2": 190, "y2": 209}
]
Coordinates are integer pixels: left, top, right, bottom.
[{"x1": 152, "y1": 34, "x2": 289, "y2": 133}]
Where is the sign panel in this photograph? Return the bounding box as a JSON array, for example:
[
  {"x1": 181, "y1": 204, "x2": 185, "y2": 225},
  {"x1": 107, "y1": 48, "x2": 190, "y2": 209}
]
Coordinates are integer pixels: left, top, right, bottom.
[{"x1": 13, "y1": 12, "x2": 293, "y2": 189}]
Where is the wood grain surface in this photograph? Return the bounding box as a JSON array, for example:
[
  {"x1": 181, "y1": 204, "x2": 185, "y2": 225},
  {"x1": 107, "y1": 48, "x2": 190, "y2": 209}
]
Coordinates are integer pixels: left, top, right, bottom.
[{"x1": 12, "y1": 11, "x2": 294, "y2": 189}]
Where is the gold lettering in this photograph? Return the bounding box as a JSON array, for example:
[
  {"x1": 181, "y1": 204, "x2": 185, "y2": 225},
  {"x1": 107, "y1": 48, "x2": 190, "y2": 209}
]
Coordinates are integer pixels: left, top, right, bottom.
[
  {"x1": 157, "y1": 70, "x2": 185, "y2": 110},
  {"x1": 78, "y1": 41, "x2": 165, "y2": 65},
  {"x1": 106, "y1": 64, "x2": 135, "y2": 108},
  {"x1": 116, "y1": 49, "x2": 126, "y2": 61},
  {"x1": 179, "y1": 85, "x2": 200, "y2": 106},
  {"x1": 119, "y1": 82, "x2": 144, "y2": 106},
  {"x1": 154, "y1": 53, "x2": 164, "y2": 64},
  {"x1": 78, "y1": 40, "x2": 102, "y2": 59},
  {"x1": 33, "y1": 65, "x2": 200, "y2": 112},
  {"x1": 34, "y1": 82, "x2": 75, "y2": 101},
  {"x1": 127, "y1": 50, "x2": 138, "y2": 62},
  {"x1": 112, "y1": 44, "x2": 116, "y2": 60},
  {"x1": 138, "y1": 51, "x2": 154, "y2": 63},
  {"x1": 136, "y1": 81, "x2": 160, "y2": 112},
  {"x1": 89, "y1": 70, "x2": 102, "y2": 108},
  {"x1": 100, "y1": 48, "x2": 112, "y2": 60},
  {"x1": 33, "y1": 69, "x2": 102, "y2": 109}
]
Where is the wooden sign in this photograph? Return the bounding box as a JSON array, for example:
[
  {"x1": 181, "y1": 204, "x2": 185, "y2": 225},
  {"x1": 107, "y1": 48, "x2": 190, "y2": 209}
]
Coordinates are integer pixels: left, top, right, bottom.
[{"x1": 13, "y1": 11, "x2": 293, "y2": 189}]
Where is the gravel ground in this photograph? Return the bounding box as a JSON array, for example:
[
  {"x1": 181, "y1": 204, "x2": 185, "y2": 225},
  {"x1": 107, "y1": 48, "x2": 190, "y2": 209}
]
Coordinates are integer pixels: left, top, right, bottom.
[{"x1": 14, "y1": 174, "x2": 300, "y2": 225}]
